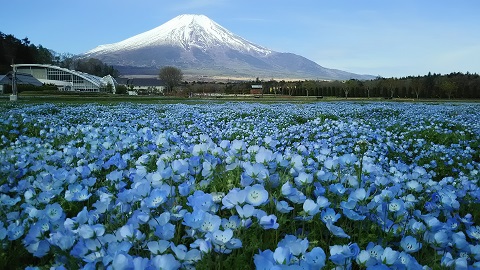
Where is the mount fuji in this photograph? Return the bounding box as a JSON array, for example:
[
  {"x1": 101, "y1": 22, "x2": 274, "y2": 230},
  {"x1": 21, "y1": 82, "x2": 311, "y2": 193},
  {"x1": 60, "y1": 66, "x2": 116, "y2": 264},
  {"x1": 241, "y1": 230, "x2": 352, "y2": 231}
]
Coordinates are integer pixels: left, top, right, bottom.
[{"x1": 83, "y1": 14, "x2": 373, "y2": 80}]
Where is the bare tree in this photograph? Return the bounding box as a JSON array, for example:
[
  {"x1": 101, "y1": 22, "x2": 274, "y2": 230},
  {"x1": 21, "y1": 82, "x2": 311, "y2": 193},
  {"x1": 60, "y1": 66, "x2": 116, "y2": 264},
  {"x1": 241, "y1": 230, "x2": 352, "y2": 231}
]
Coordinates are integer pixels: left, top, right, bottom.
[
  {"x1": 302, "y1": 80, "x2": 317, "y2": 97},
  {"x1": 363, "y1": 80, "x2": 376, "y2": 99},
  {"x1": 386, "y1": 78, "x2": 397, "y2": 98},
  {"x1": 411, "y1": 77, "x2": 423, "y2": 100},
  {"x1": 159, "y1": 66, "x2": 183, "y2": 93},
  {"x1": 439, "y1": 77, "x2": 457, "y2": 99},
  {"x1": 344, "y1": 79, "x2": 357, "y2": 99}
]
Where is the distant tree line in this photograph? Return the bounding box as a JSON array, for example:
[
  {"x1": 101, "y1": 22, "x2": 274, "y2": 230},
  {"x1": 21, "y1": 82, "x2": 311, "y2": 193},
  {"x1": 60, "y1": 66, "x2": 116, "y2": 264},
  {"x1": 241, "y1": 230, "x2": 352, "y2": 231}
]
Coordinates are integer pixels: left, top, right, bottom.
[
  {"x1": 221, "y1": 72, "x2": 480, "y2": 99},
  {"x1": 0, "y1": 31, "x2": 118, "y2": 77},
  {"x1": 62, "y1": 58, "x2": 119, "y2": 78}
]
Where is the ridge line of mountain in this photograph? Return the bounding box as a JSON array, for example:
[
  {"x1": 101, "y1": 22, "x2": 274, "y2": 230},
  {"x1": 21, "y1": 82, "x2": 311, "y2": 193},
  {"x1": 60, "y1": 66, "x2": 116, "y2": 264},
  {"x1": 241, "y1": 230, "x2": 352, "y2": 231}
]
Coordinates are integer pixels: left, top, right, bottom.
[{"x1": 82, "y1": 14, "x2": 375, "y2": 80}]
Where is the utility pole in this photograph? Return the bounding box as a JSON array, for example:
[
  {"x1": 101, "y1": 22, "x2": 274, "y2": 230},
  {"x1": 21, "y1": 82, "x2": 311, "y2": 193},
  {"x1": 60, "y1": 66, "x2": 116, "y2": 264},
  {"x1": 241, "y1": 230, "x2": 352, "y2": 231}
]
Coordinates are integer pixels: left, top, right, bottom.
[{"x1": 10, "y1": 64, "x2": 18, "y2": 101}]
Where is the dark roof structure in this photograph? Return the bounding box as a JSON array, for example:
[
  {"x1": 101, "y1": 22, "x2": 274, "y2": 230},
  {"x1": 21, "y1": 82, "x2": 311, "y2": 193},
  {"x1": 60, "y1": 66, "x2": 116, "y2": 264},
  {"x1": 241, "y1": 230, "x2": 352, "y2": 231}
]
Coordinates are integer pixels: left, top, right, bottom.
[{"x1": 0, "y1": 72, "x2": 43, "y2": 86}]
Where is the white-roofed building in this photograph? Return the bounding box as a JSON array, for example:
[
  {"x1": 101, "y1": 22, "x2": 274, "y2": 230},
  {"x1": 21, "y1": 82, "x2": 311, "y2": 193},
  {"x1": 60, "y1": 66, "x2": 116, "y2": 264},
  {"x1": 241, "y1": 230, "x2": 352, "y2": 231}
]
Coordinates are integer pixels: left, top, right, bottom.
[{"x1": 12, "y1": 64, "x2": 117, "y2": 93}]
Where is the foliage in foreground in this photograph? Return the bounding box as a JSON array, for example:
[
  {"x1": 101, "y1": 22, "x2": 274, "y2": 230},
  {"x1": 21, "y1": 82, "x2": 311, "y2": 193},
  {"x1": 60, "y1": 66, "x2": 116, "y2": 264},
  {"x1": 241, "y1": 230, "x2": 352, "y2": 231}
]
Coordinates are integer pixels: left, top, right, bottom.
[{"x1": 0, "y1": 101, "x2": 479, "y2": 269}]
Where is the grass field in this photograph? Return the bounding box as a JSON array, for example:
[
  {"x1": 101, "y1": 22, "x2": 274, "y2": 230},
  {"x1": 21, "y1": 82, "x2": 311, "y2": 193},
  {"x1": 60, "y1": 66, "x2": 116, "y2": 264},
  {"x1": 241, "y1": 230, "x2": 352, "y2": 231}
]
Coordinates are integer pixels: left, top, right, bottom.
[{"x1": 2, "y1": 92, "x2": 478, "y2": 104}]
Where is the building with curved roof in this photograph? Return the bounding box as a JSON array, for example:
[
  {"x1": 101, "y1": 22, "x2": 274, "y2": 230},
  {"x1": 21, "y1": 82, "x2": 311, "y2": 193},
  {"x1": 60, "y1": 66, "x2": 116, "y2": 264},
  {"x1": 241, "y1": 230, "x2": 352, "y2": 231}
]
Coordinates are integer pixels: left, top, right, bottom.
[{"x1": 13, "y1": 64, "x2": 117, "y2": 93}]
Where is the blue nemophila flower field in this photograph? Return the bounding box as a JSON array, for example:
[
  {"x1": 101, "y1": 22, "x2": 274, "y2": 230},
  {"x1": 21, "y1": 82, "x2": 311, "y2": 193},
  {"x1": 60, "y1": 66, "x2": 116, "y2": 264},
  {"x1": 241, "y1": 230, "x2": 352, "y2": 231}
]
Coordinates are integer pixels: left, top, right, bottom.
[{"x1": 0, "y1": 101, "x2": 479, "y2": 269}]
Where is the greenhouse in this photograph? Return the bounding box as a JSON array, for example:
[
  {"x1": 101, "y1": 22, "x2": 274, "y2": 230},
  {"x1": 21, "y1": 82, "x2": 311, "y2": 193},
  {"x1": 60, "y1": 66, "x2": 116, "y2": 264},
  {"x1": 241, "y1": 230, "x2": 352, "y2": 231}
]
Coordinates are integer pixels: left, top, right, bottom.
[{"x1": 12, "y1": 64, "x2": 117, "y2": 93}]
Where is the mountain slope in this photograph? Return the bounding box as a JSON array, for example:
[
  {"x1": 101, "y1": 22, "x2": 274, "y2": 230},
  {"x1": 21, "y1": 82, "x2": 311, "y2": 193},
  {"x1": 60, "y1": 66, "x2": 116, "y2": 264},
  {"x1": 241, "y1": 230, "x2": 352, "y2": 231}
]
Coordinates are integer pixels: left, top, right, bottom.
[{"x1": 83, "y1": 14, "x2": 374, "y2": 80}]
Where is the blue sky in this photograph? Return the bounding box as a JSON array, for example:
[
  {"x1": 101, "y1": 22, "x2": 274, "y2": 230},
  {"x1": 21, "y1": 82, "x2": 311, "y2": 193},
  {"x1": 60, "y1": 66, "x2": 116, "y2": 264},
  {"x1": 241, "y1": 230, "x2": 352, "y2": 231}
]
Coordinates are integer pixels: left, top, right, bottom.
[{"x1": 1, "y1": 0, "x2": 479, "y2": 78}]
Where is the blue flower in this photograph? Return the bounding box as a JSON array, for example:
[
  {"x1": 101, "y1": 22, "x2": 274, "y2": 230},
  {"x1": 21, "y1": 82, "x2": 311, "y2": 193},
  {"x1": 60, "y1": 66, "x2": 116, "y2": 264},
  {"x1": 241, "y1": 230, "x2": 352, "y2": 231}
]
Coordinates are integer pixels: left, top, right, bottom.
[
  {"x1": 190, "y1": 239, "x2": 212, "y2": 254},
  {"x1": 422, "y1": 215, "x2": 443, "y2": 231},
  {"x1": 356, "y1": 250, "x2": 375, "y2": 267},
  {"x1": 313, "y1": 182, "x2": 326, "y2": 197},
  {"x1": 324, "y1": 157, "x2": 339, "y2": 171},
  {"x1": 70, "y1": 239, "x2": 88, "y2": 259},
  {"x1": 150, "y1": 254, "x2": 181, "y2": 270},
  {"x1": 183, "y1": 208, "x2": 205, "y2": 230},
  {"x1": 259, "y1": 214, "x2": 279, "y2": 230},
  {"x1": 111, "y1": 252, "x2": 133, "y2": 270},
  {"x1": 212, "y1": 228, "x2": 233, "y2": 244},
  {"x1": 281, "y1": 182, "x2": 306, "y2": 204},
  {"x1": 118, "y1": 224, "x2": 145, "y2": 242},
  {"x1": 147, "y1": 240, "x2": 170, "y2": 255},
  {"x1": 254, "y1": 250, "x2": 275, "y2": 270},
  {"x1": 154, "y1": 223, "x2": 175, "y2": 240},
  {"x1": 325, "y1": 221, "x2": 350, "y2": 238},
  {"x1": 452, "y1": 232, "x2": 469, "y2": 251},
  {"x1": 255, "y1": 147, "x2": 274, "y2": 164},
  {"x1": 199, "y1": 212, "x2": 221, "y2": 233},
  {"x1": 277, "y1": 235, "x2": 309, "y2": 256},
  {"x1": 304, "y1": 247, "x2": 326, "y2": 268},
  {"x1": 7, "y1": 222, "x2": 24, "y2": 240},
  {"x1": 294, "y1": 172, "x2": 313, "y2": 186},
  {"x1": 329, "y1": 183, "x2": 346, "y2": 195},
  {"x1": 460, "y1": 213, "x2": 474, "y2": 226},
  {"x1": 24, "y1": 219, "x2": 49, "y2": 246},
  {"x1": 329, "y1": 243, "x2": 357, "y2": 266},
  {"x1": 316, "y1": 196, "x2": 330, "y2": 208},
  {"x1": 275, "y1": 200, "x2": 293, "y2": 214},
  {"x1": 367, "y1": 264, "x2": 391, "y2": 270},
  {"x1": 321, "y1": 208, "x2": 341, "y2": 224},
  {"x1": 441, "y1": 252, "x2": 468, "y2": 269},
  {"x1": 303, "y1": 199, "x2": 320, "y2": 216},
  {"x1": 342, "y1": 207, "x2": 366, "y2": 221},
  {"x1": 245, "y1": 184, "x2": 269, "y2": 206},
  {"x1": 211, "y1": 228, "x2": 240, "y2": 253},
  {"x1": 44, "y1": 203, "x2": 63, "y2": 221},
  {"x1": 221, "y1": 215, "x2": 242, "y2": 230},
  {"x1": 242, "y1": 163, "x2": 268, "y2": 184},
  {"x1": 25, "y1": 240, "x2": 50, "y2": 257},
  {"x1": 77, "y1": 224, "x2": 104, "y2": 239},
  {"x1": 466, "y1": 225, "x2": 480, "y2": 241},
  {"x1": 281, "y1": 181, "x2": 295, "y2": 196},
  {"x1": 430, "y1": 230, "x2": 450, "y2": 249},
  {"x1": 187, "y1": 190, "x2": 214, "y2": 211},
  {"x1": 104, "y1": 152, "x2": 127, "y2": 169},
  {"x1": 76, "y1": 165, "x2": 91, "y2": 179},
  {"x1": 49, "y1": 231, "x2": 76, "y2": 251},
  {"x1": 222, "y1": 188, "x2": 246, "y2": 209},
  {"x1": 178, "y1": 181, "x2": 192, "y2": 197},
  {"x1": 365, "y1": 242, "x2": 384, "y2": 261},
  {"x1": 170, "y1": 243, "x2": 201, "y2": 265},
  {"x1": 381, "y1": 247, "x2": 399, "y2": 265},
  {"x1": 236, "y1": 204, "x2": 256, "y2": 219},
  {"x1": 172, "y1": 159, "x2": 189, "y2": 182},
  {"x1": 202, "y1": 160, "x2": 214, "y2": 179},
  {"x1": 400, "y1": 235, "x2": 422, "y2": 253},
  {"x1": 388, "y1": 199, "x2": 405, "y2": 213},
  {"x1": 225, "y1": 237, "x2": 243, "y2": 250},
  {"x1": 273, "y1": 246, "x2": 292, "y2": 265},
  {"x1": 349, "y1": 188, "x2": 368, "y2": 201},
  {"x1": 397, "y1": 251, "x2": 422, "y2": 269}
]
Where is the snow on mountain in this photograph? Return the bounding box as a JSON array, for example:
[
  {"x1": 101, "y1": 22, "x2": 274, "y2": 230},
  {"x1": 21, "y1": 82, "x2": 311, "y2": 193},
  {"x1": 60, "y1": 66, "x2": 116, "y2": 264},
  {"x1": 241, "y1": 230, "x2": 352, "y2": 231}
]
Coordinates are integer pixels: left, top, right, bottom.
[
  {"x1": 86, "y1": 14, "x2": 271, "y2": 56},
  {"x1": 83, "y1": 14, "x2": 374, "y2": 80}
]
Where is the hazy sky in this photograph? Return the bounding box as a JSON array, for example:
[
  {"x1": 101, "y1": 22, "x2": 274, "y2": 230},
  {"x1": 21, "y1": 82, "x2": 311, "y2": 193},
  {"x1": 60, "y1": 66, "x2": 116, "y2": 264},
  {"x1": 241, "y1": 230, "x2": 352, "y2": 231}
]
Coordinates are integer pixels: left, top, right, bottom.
[{"x1": 1, "y1": 0, "x2": 479, "y2": 78}]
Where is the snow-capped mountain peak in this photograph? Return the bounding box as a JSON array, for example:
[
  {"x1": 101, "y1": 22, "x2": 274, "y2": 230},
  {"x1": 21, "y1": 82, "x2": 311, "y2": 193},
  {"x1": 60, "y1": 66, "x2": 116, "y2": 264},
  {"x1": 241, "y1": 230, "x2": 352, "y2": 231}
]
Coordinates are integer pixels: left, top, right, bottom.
[
  {"x1": 86, "y1": 14, "x2": 272, "y2": 56},
  {"x1": 83, "y1": 14, "x2": 374, "y2": 80}
]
